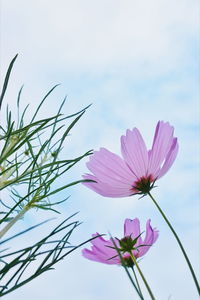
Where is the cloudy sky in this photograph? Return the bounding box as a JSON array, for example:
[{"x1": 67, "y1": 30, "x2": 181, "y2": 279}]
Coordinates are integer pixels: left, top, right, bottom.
[{"x1": 0, "y1": 0, "x2": 199, "y2": 299}]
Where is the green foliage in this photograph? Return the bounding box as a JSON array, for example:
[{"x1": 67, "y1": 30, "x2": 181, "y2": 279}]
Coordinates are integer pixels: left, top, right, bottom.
[
  {"x1": 0, "y1": 55, "x2": 93, "y2": 296},
  {"x1": 0, "y1": 215, "x2": 99, "y2": 297}
]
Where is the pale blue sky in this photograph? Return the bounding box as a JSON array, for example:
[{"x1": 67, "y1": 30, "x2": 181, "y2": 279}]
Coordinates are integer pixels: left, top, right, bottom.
[{"x1": 0, "y1": 0, "x2": 199, "y2": 299}]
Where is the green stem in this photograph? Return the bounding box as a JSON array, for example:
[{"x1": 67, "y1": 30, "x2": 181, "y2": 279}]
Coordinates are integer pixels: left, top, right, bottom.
[
  {"x1": 148, "y1": 192, "x2": 200, "y2": 295},
  {"x1": 129, "y1": 252, "x2": 155, "y2": 300},
  {"x1": 122, "y1": 265, "x2": 143, "y2": 300},
  {"x1": 131, "y1": 266, "x2": 144, "y2": 300},
  {"x1": 0, "y1": 206, "x2": 29, "y2": 239},
  {"x1": 110, "y1": 236, "x2": 143, "y2": 299}
]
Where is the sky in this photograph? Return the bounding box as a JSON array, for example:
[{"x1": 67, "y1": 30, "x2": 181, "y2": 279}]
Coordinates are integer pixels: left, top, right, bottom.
[{"x1": 0, "y1": 0, "x2": 200, "y2": 299}]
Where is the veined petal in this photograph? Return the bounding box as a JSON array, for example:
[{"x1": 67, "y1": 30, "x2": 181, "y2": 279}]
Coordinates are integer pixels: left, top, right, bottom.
[
  {"x1": 83, "y1": 174, "x2": 133, "y2": 197},
  {"x1": 157, "y1": 138, "x2": 179, "y2": 179},
  {"x1": 82, "y1": 235, "x2": 121, "y2": 265},
  {"x1": 138, "y1": 219, "x2": 159, "y2": 257},
  {"x1": 148, "y1": 121, "x2": 175, "y2": 177},
  {"x1": 82, "y1": 147, "x2": 137, "y2": 198},
  {"x1": 121, "y1": 128, "x2": 148, "y2": 179},
  {"x1": 82, "y1": 248, "x2": 119, "y2": 264},
  {"x1": 90, "y1": 233, "x2": 108, "y2": 247},
  {"x1": 124, "y1": 218, "x2": 142, "y2": 245},
  {"x1": 90, "y1": 234, "x2": 120, "y2": 256},
  {"x1": 87, "y1": 148, "x2": 135, "y2": 185}
]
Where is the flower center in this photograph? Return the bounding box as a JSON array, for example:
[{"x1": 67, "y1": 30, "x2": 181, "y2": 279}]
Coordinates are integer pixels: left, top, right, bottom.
[
  {"x1": 110, "y1": 235, "x2": 144, "y2": 267},
  {"x1": 133, "y1": 175, "x2": 155, "y2": 194},
  {"x1": 119, "y1": 236, "x2": 136, "y2": 252}
]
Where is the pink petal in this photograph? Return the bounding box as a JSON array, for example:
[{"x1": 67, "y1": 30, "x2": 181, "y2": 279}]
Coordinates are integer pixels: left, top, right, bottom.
[
  {"x1": 82, "y1": 248, "x2": 107, "y2": 263},
  {"x1": 82, "y1": 147, "x2": 137, "y2": 198},
  {"x1": 121, "y1": 128, "x2": 148, "y2": 179},
  {"x1": 148, "y1": 121, "x2": 175, "y2": 177},
  {"x1": 137, "y1": 219, "x2": 159, "y2": 257},
  {"x1": 157, "y1": 138, "x2": 179, "y2": 179},
  {"x1": 124, "y1": 219, "x2": 143, "y2": 248},
  {"x1": 90, "y1": 233, "x2": 108, "y2": 247},
  {"x1": 94, "y1": 239, "x2": 120, "y2": 259},
  {"x1": 90, "y1": 234, "x2": 120, "y2": 257},
  {"x1": 82, "y1": 248, "x2": 119, "y2": 264},
  {"x1": 90, "y1": 234, "x2": 111, "y2": 254},
  {"x1": 83, "y1": 174, "x2": 133, "y2": 197},
  {"x1": 82, "y1": 235, "x2": 121, "y2": 265},
  {"x1": 87, "y1": 148, "x2": 135, "y2": 185},
  {"x1": 124, "y1": 218, "x2": 139, "y2": 236}
]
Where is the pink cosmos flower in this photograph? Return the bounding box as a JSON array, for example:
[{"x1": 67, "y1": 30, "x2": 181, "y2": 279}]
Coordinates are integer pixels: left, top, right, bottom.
[
  {"x1": 83, "y1": 121, "x2": 178, "y2": 196},
  {"x1": 82, "y1": 218, "x2": 159, "y2": 267}
]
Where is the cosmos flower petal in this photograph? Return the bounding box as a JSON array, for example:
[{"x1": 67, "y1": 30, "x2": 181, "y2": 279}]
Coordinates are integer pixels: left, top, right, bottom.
[
  {"x1": 82, "y1": 147, "x2": 138, "y2": 198},
  {"x1": 148, "y1": 121, "x2": 175, "y2": 177},
  {"x1": 82, "y1": 236, "x2": 121, "y2": 265},
  {"x1": 124, "y1": 218, "x2": 143, "y2": 248},
  {"x1": 124, "y1": 218, "x2": 140, "y2": 237},
  {"x1": 121, "y1": 128, "x2": 148, "y2": 179},
  {"x1": 138, "y1": 219, "x2": 159, "y2": 257},
  {"x1": 157, "y1": 138, "x2": 179, "y2": 179},
  {"x1": 82, "y1": 248, "x2": 105, "y2": 263},
  {"x1": 83, "y1": 174, "x2": 133, "y2": 197},
  {"x1": 90, "y1": 234, "x2": 120, "y2": 257},
  {"x1": 86, "y1": 147, "x2": 135, "y2": 185},
  {"x1": 90, "y1": 233, "x2": 108, "y2": 247},
  {"x1": 82, "y1": 249, "x2": 119, "y2": 264}
]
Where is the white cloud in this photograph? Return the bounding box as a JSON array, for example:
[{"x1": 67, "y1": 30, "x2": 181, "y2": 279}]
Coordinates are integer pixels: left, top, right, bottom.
[{"x1": 0, "y1": 0, "x2": 199, "y2": 74}]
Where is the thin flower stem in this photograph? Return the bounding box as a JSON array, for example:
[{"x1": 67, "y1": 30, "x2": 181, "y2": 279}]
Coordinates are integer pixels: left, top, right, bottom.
[
  {"x1": 129, "y1": 252, "x2": 155, "y2": 300},
  {"x1": 0, "y1": 206, "x2": 29, "y2": 239},
  {"x1": 122, "y1": 266, "x2": 143, "y2": 300},
  {"x1": 0, "y1": 188, "x2": 42, "y2": 239},
  {"x1": 110, "y1": 236, "x2": 143, "y2": 299},
  {"x1": 131, "y1": 266, "x2": 144, "y2": 300},
  {"x1": 148, "y1": 192, "x2": 200, "y2": 295}
]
